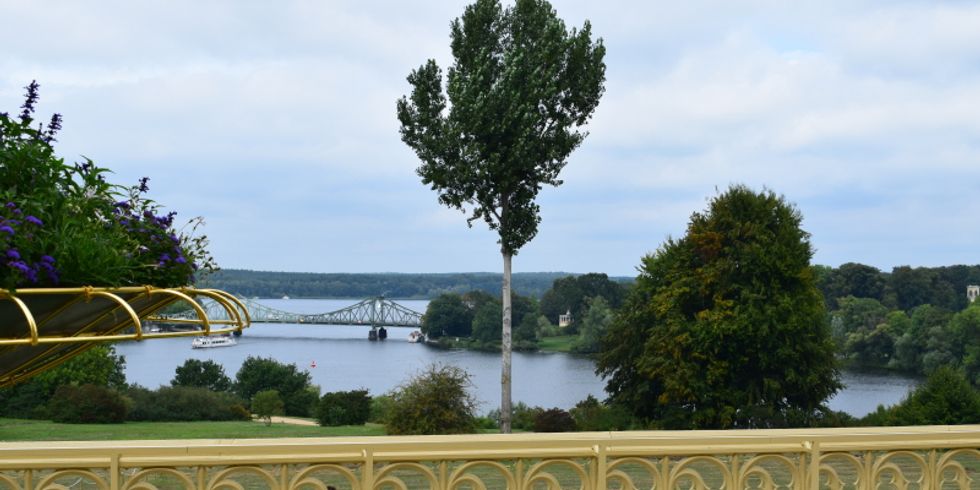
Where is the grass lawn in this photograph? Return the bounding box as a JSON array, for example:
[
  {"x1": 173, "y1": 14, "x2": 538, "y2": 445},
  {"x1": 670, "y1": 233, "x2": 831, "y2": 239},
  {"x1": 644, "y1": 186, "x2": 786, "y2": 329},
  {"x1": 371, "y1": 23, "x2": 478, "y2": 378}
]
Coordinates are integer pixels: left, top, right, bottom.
[
  {"x1": 0, "y1": 417, "x2": 386, "y2": 441},
  {"x1": 537, "y1": 335, "x2": 577, "y2": 353}
]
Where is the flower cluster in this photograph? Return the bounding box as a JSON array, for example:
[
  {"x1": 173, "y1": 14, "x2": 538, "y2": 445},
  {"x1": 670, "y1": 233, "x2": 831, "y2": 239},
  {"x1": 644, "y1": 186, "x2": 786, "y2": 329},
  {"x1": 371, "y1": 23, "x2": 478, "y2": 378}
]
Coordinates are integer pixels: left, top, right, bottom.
[
  {"x1": 0, "y1": 202, "x2": 59, "y2": 286},
  {"x1": 0, "y1": 81, "x2": 216, "y2": 290}
]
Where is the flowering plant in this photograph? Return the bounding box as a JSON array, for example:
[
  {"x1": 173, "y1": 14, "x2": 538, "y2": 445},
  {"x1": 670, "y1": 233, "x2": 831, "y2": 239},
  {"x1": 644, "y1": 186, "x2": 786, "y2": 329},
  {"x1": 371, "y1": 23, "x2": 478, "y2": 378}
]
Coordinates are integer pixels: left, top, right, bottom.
[{"x1": 0, "y1": 81, "x2": 215, "y2": 290}]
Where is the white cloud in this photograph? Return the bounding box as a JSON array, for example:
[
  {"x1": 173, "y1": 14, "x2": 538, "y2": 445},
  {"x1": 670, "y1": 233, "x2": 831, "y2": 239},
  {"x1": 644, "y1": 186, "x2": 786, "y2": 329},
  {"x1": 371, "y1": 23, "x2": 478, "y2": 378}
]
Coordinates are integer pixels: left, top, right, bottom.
[{"x1": 1, "y1": 0, "x2": 978, "y2": 274}]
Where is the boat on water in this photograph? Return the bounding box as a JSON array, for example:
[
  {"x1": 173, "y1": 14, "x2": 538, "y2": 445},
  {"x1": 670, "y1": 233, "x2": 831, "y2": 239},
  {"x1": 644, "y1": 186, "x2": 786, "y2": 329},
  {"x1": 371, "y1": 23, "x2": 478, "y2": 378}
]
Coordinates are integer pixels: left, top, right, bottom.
[
  {"x1": 408, "y1": 330, "x2": 426, "y2": 343},
  {"x1": 191, "y1": 335, "x2": 237, "y2": 349}
]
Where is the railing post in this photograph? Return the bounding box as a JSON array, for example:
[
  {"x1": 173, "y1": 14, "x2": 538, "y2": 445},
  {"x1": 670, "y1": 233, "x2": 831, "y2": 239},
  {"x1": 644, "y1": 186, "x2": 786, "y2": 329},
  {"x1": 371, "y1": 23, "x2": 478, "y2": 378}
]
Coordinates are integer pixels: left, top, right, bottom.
[
  {"x1": 805, "y1": 440, "x2": 820, "y2": 490},
  {"x1": 594, "y1": 445, "x2": 607, "y2": 490},
  {"x1": 110, "y1": 453, "x2": 120, "y2": 490},
  {"x1": 362, "y1": 449, "x2": 374, "y2": 490}
]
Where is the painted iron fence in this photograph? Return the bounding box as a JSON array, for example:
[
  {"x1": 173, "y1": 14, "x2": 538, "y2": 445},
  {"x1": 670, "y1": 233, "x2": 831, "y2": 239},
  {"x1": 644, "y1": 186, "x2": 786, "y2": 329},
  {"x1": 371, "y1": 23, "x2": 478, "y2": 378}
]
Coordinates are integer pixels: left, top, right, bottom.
[{"x1": 1, "y1": 426, "x2": 979, "y2": 489}]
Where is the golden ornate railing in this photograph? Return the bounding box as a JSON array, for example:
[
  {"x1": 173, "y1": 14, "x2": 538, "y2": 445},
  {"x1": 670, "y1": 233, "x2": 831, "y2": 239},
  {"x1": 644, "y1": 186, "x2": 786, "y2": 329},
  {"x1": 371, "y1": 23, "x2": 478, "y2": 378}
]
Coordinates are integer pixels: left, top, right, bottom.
[
  {"x1": 0, "y1": 287, "x2": 250, "y2": 387},
  {"x1": 1, "y1": 426, "x2": 979, "y2": 489}
]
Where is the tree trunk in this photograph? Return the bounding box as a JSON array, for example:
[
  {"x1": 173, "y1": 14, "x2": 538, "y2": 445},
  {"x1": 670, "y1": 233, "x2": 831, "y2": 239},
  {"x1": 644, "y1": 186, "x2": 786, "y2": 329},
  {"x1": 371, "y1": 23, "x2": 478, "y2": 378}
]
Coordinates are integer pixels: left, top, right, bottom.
[{"x1": 500, "y1": 251, "x2": 513, "y2": 433}]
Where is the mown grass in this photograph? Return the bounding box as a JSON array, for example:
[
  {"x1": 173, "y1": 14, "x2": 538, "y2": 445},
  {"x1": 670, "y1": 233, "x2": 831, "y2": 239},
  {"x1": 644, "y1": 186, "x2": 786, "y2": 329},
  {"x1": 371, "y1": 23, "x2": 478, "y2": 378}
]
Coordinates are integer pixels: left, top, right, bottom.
[
  {"x1": 0, "y1": 417, "x2": 385, "y2": 441},
  {"x1": 537, "y1": 335, "x2": 577, "y2": 353}
]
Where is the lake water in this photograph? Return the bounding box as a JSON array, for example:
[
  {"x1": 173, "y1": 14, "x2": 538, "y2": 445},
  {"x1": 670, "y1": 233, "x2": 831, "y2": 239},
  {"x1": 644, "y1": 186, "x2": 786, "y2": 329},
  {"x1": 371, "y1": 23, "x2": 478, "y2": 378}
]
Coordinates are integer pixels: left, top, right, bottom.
[{"x1": 116, "y1": 298, "x2": 918, "y2": 417}]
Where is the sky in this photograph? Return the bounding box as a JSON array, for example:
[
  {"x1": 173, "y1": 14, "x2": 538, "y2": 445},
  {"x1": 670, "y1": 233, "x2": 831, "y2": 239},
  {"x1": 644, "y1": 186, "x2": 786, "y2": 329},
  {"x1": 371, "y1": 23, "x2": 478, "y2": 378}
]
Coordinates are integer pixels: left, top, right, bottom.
[{"x1": 2, "y1": 1, "x2": 978, "y2": 277}]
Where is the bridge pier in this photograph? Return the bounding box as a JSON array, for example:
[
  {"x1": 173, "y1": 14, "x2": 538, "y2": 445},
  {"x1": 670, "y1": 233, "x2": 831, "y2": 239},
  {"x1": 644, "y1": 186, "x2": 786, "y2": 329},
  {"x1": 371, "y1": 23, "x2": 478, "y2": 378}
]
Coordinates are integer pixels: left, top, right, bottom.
[{"x1": 368, "y1": 327, "x2": 388, "y2": 341}]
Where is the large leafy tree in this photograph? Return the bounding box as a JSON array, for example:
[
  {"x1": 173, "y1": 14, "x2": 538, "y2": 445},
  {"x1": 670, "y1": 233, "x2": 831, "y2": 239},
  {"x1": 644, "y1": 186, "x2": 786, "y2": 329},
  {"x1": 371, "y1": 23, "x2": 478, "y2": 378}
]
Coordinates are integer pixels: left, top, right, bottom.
[
  {"x1": 172, "y1": 359, "x2": 232, "y2": 392},
  {"x1": 597, "y1": 186, "x2": 841, "y2": 429},
  {"x1": 234, "y1": 357, "x2": 317, "y2": 417},
  {"x1": 422, "y1": 293, "x2": 474, "y2": 339},
  {"x1": 397, "y1": 0, "x2": 605, "y2": 432}
]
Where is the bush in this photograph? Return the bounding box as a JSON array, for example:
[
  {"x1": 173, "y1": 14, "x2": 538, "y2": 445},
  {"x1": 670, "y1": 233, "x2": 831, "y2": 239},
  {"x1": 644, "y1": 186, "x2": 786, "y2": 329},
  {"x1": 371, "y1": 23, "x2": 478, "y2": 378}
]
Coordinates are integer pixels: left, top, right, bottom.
[
  {"x1": 570, "y1": 395, "x2": 634, "y2": 431},
  {"x1": 125, "y1": 385, "x2": 250, "y2": 422},
  {"x1": 252, "y1": 390, "x2": 284, "y2": 426},
  {"x1": 863, "y1": 367, "x2": 980, "y2": 426},
  {"x1": 533, "y1": 408, "x2": 576, "y2": 432},
  {"x1": 487, "y1": 401, "x2": 542, "y2": 431},
  {"x1": 47, "y1": 384, "x2": 127, "y2": 423},
  {"x1": 385, "y1": 364, "x2": 478, "y2": 435},
  {"x1": 234, "y1": 357, "x2": 318, "y2": 417},
  {"x1": 317, "y1": 390, "x2": 371, "y2": 426},
  {"x1": 369, "y1": 395, "x2": 393, "y2": 423}
]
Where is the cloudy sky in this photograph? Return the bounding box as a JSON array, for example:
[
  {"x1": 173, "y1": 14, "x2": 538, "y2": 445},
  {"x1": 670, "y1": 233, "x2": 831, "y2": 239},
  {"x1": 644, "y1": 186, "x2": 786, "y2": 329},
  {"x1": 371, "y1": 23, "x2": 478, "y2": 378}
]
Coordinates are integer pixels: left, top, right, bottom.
[{"x1": 2, "y1": 1, "x2": 978, "y2": 276}]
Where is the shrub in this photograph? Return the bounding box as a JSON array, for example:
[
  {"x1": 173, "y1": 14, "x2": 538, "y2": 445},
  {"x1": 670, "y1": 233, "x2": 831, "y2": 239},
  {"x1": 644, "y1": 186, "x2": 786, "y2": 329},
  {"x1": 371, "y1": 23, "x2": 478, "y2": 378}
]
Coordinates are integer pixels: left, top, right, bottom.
[
  {"x1": 252, "y1": 390, "x2": 284, "y2": 426},
  {"x1": 47, "y1": 384, "x2": 127, "y2": 423},
  {"x1": 317, "y1": 390, "x2": 371, "y2": 426},
  {"x1": 234, "y1": 357, "x2": 318, "y2": 417},
  {"x1": 125, "y1": 385, "x2": 250, "y2": 422},
  {"x1": 863, "y1": 367, "x2": 980, "y2": 426},
  {"x1": 570, "y1": 395, "x2": 634, "y2": 431},
  {"x1": 487, "y1": 401, "x2": 542, "y2": 431},
  {"x1": 385, "y1": 364, "x2": 478, "y2": 435},
  {"x1": 369, "y1": 395, "x2": 393, "y2": 423},
  {"x1": 533, "y1": 408, "x2": 576, "y2": 432}
]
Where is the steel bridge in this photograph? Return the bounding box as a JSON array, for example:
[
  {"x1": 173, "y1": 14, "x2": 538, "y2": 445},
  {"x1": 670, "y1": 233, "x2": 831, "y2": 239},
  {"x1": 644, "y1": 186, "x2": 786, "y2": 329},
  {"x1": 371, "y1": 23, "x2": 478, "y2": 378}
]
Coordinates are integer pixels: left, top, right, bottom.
[{"x1": 165, "y1": 296, "x2": 422, "y2": 329}]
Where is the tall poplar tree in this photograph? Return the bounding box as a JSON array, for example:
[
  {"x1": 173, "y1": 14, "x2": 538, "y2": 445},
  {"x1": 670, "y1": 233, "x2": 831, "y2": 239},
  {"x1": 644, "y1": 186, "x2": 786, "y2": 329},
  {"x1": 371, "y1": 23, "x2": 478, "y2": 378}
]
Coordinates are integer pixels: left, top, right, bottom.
[{"x1": 397, "y1": 0, "x2": 605, "y2": 432}]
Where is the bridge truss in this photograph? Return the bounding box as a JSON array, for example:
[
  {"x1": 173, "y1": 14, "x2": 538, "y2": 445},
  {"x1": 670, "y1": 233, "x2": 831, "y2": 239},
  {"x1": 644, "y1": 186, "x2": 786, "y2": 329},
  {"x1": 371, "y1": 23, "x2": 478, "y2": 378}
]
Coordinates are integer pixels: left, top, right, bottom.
[{"x1": 167, "y1": 296, "x2": 422, "y2": 328}]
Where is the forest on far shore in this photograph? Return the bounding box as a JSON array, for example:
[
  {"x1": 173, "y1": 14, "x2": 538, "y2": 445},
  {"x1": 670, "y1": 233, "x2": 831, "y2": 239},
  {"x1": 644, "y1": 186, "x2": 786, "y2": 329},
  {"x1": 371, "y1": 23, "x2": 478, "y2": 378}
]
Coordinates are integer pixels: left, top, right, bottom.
[
  {"x1": 196, "y1": 264, "x2": 980, "y2": 307},
  {"x1": 195, "y1": 269, "x2": 633, "y2": 299}
]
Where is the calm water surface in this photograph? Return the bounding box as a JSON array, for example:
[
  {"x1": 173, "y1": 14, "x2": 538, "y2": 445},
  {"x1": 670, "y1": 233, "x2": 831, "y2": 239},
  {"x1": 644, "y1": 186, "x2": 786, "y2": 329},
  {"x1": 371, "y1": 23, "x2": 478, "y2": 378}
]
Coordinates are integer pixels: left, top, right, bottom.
[{"x1": 116, "y1": 299, "x2": 917, "y2": 416}]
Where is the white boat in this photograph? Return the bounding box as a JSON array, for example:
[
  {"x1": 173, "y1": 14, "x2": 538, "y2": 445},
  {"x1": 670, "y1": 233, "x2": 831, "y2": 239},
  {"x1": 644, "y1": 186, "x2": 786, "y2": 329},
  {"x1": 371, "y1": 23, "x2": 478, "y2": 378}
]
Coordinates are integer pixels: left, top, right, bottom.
[
  {"x1": 408, "y1": 330, "x2": 426, "y2": 343},
  {"x1": 191, "y1": 335, "x2": 237, "y2": 349}
]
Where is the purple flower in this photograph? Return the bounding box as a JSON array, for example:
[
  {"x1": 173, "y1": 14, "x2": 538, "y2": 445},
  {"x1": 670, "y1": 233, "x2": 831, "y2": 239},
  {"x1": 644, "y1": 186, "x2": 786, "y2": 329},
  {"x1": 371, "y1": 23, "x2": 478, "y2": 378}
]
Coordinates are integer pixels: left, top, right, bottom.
[
  {"x1": 41, "y1": 255, "x2": 55, "y2": 264},
  {"x1": 115, "y1": 201, "x2": 131, "y2": 209},
  {"x1": 138, "y1": 177, "x2": 150, "y2": 193},
  {"x1": 8, "y1": 260, "x2": 29, "y2": 274},
  {"x1": 159, "y1": 253, "x2": 171, "y2": 262},
  {"x1": 6, "y1": 249, "x2": 21, "y2": 260},
  {"x1": 4, "y1": 202, "x2": 15, "y2": 209},
  {"x1": 0, "y1": 225, "x2": 13, "y2": 235},
  {"x1": 24, "y1": 215, "x2": 42, "y2": 226},
  {"x1": 175, "y1": 256, "x2": 187, "y2": 264}
]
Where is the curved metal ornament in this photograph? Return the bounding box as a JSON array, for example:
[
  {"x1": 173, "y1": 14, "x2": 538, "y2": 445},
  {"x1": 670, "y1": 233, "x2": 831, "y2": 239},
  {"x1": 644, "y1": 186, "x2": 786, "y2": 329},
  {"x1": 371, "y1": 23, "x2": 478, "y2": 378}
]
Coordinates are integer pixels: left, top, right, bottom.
[{"x1": 0, "y1": 286, "x2": 249, "y2": 387}]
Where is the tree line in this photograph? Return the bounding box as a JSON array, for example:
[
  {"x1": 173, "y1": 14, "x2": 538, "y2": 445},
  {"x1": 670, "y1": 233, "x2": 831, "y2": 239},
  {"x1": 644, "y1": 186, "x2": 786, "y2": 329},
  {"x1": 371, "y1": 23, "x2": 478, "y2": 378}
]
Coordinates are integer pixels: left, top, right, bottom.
[{"x1": 195, "y1": 269, "x2": 630, "y2": 300}]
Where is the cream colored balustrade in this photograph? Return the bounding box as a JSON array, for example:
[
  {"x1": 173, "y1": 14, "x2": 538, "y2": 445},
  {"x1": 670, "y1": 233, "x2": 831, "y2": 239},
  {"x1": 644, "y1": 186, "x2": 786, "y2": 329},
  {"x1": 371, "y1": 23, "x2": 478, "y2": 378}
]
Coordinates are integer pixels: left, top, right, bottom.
[{"x1": 1, "y1": 426, "x2": 980, "y2": 489}]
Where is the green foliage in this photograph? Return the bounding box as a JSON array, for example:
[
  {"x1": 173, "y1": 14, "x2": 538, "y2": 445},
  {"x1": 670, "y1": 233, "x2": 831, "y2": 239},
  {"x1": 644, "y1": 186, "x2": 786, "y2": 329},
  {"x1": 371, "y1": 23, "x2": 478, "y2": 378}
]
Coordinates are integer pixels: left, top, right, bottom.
[
  {"x1": 47, "y1": 384, "x2": 127, "y2": 424},
  {"x1": 316, "y1": 390, "x2": 371, "y2": 427},
  {"x1": 597, "y1": 185, "x2": 841, "y2": 429},
  {"x1": 0, "y1": 81, "x2": 214, "y2": 289},
  {"x1": 422, "y1": 293, "x2": 473, "y2": 338},
  {"x1": 488, "y1": 401, "x2": 542, "y2": 431},
  {"x1": 234, "y1": 356, "x2": 318, "y2": 417},
  {"x1": 541, "y1": 273, "x2": 627, "y2": 326},
  {"x1": 198, "y1": 269, "x2": 587, "y2": 299},
  {"x1": 252, "y1": 389, "x2": 284, "y2": 426},
  {"x1": 570, "y1": 395, "x2": 634, "y2": 431},
  {"x1": 952, "y1": 303, "x2": 980, "y2": 385},
  {"x1": 571, "y1": 296, "x2": 613, "y2": 354},
  {"x1": 384, "y1": 364, "x2": 478, "y2": 435},
  {"x1": 368, "y1": 395, "x2": 393, "y2": 423},
  {"x1": 863, "y1": 367, "x2": 980, "y2": 426},
  {"x1": 397, "y1": 0, "x2": 605, "y2": 256},
  {"x1": 471, "y1": 300, "x2": 503, "y2": 343},
  {"x1": 532, "y1": 407, "x2": 575, "y2": 432},
  {"x1": 171, "y1": 359, "x2": 232, "y2": 392},
  {"x1": 0, "y1": 345, "x2": 126, "y2": 418},
  {"x1": 124, "y1": 385, "x2": 250, "y2": 422}
]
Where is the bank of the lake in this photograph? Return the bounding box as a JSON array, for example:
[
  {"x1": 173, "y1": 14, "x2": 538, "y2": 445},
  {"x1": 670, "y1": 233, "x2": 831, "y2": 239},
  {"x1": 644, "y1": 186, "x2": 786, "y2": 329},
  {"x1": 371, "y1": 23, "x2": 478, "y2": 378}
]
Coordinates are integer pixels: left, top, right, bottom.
[{"x1": 116, "y1": 298, "x2": 918, "y2": 418}]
